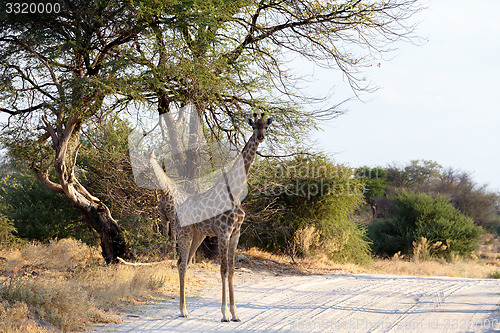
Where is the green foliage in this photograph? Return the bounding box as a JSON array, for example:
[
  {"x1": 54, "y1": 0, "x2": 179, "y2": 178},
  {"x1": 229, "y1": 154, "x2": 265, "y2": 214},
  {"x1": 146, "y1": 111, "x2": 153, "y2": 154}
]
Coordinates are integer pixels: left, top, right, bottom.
[
  {"x1": 403, "y1": 160, "x2": 442, "y2": 190},
  {"x1": 357, "y1": 166, "x2": 388, "y2": 199},
  {"x1": 0, "y1": 214, "x2": 20, "y2": 249},
  {"x1": 243, "y1": 155, "x2": 371, "y2": 264},
  {"x1": 367, "y1": 219, "x2": 407, "y2": 256},
  {"x1": 384, "y1": 160, "x2": 442, "y2": 192},
  {"x1": 493, "y1": 224, "x2": 500, "y2": 236},
  {"x1": 368, "y1": 190, "x2": 482, "y2": 258},
  {"x1": 0, "y1": 167, "x2": 93, "y2": 244},
  {"x1": 363, "y1": 160, "x2": 499, "y2": 227}
]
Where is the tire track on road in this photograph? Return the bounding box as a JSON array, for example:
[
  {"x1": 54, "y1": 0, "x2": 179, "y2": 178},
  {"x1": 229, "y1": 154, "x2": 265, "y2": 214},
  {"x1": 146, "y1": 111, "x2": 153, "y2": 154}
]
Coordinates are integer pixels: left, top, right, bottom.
[{"x1": 93, "y1": 274, "x2": 500, "y2": 333}]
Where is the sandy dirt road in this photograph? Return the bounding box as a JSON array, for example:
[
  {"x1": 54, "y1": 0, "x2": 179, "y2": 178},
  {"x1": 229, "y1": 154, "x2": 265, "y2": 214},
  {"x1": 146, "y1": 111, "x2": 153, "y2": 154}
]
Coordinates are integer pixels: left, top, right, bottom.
[{"x1": 93, "y1": 272, "x2": 500, "y2": 333}]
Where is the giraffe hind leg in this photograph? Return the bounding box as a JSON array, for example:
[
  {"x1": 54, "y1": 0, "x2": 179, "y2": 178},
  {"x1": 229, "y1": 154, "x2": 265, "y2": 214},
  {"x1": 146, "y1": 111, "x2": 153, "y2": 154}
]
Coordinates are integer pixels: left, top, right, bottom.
[
  {"x1": 228, "y1": 231, "x2": 241, "y2": 322},
  {"x1": 188, "y1": 231, "x2": 205, "y2": 264}
]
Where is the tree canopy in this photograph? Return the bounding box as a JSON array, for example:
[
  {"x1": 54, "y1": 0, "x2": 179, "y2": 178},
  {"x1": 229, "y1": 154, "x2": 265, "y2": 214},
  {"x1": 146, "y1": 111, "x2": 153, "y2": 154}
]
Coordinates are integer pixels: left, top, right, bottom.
[
  {"x1": 0, "y1": 0, "x2": 422, "y2": 260},
  {"x1": 120, "y1": 0, "x2": 422, "y2": 147}
]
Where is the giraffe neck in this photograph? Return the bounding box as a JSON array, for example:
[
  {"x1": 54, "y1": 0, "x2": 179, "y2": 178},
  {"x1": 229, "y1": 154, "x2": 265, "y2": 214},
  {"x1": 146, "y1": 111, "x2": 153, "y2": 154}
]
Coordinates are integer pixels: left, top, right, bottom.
[
  {"x1": 240, "y1": 133, "x2": 259, "y2": 176},
  {"x1": 220, "y1": 133, "x2": 259, "y2": 200}
]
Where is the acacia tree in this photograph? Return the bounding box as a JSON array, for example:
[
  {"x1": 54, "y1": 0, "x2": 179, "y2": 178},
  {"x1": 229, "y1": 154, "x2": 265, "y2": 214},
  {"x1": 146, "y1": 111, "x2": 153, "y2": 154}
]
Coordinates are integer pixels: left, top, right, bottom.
[
  {"x1": 0, "y1": 0, "x2": 143, "y2": 263},
  {"x1": 0, "y1": 0, "x2": 422, "y2": 260},
  {"x1": 118, "y1": 0, "x2": 421, "y2": 253}
]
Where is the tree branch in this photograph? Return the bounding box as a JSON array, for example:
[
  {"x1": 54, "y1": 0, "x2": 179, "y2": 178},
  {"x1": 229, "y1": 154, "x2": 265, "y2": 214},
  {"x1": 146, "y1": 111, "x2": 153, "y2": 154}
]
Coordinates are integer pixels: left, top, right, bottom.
[
  {"x1": 23, "y1": 43, "x2": 66, "y2": 104},
  {"x1": 41, "y1": 115, "x2": 59, "y2": 149},
  {"x1": 0, "y1": 103, "x2": 48, "y2": 115},
  {"x1": 31, "y1": 166, "x2": 65, "y2": 194},
  {"x1": 3, "y1": 64, "x2": 58, "y2": 102}
]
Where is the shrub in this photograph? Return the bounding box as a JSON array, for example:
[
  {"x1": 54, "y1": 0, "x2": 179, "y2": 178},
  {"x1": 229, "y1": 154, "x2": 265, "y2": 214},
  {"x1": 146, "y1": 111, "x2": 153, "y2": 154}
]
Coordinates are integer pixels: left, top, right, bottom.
[
  {"x1": 368, "y1": 190, "x2": 482, "y2": 258},
  {"x1": 0, "y1": 214, "x2": 21, "y2": 249},
  {"x1": 0, "y1": 168, "x2": 93, "y2": 244},
  {"x1": 243, "y1": 155, "x2": 371, "y2": 264}
]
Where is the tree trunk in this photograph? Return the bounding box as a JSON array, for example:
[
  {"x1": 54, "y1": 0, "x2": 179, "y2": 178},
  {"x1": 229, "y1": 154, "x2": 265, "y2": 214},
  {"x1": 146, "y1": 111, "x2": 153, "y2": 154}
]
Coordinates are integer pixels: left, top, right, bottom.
[
  {"x1": 34, "y1": 168, "x2": 131, "y2": 264},
  {"x1": 37, "y1": 114, "x2": 131, "y2": 264},
  {"x1": 370, "y1": 201, "x2": 377, "y2": 221},
  {"x1": 79, "y1": 202, "x2": 129, "y2": 264}
]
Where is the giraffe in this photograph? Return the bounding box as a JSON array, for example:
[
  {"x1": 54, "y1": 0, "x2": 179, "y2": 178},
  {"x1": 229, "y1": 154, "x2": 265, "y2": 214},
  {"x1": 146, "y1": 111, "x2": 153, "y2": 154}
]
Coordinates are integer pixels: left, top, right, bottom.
[{"x1": 151, "y1": 113, "x2": 272, "y2": 322}]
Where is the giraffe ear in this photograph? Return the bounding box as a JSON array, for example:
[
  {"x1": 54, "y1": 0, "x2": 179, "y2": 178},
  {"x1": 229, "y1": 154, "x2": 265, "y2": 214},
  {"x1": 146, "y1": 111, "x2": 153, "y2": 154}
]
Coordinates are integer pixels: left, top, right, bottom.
[
  {"x1": 266, "y1": 117, "x2": 273, "y2": 125},
  {"x1": 247, "y1": 118, "x2": 254, "y2": 126}
]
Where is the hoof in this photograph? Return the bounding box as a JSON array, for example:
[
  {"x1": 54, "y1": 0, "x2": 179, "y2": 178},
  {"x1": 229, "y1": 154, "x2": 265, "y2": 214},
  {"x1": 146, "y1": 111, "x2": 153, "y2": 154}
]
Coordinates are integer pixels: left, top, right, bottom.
[
  {"x1": 221, "y1": 319, "x2": 230, "y2": 322},
  {"x1": 179, "y1": 314, "x2": 189, "y2": 318},
  {"x1": 232, "y1": 318, "x2": 241, "y2": 322}
]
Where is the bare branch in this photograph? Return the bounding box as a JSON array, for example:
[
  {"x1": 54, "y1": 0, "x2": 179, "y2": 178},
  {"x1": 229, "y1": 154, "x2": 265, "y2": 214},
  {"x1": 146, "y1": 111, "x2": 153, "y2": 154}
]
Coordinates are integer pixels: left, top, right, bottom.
[
  {"x1": 117, "y1": 257, "x2": 175, "y2": 266},
  {"x1": 31, "y1": 166, "x2": 64, "y2": 194},
  {"x1": 0, "y1": 103, "x2": 48, "y2": 115},
  {"x1": 22, "y1": 43, "x2": 66, "y2": 104},
  {"x1": 41, "y1": 115, "x2": 59, "y2": 149}
]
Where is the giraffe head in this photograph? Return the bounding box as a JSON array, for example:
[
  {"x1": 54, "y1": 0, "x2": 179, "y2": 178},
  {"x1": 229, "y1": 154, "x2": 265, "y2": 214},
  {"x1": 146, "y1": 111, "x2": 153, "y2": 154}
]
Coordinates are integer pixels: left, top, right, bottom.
[{"x1": 247, "y1": 113, "x2": 273, "y2": 143}]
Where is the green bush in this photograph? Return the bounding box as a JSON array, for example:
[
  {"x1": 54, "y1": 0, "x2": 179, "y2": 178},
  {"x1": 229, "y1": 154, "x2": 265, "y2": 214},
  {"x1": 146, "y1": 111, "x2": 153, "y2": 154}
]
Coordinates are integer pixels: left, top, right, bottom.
[
  {"x1": 494, "y1": 224, "x2": 500, "y2": 236},
  {"x1": 0, "y1": 168, "x2": 94, "y2": 244},
  {"x1": 0, "y1": 214, "x2": 21, "y2": 249},
  {"x1": 243, "y1": 155, "x2": 371, "y2": 264},
  {"x1": 368, "y1": 190, "x2": 482, "y2": 258}
]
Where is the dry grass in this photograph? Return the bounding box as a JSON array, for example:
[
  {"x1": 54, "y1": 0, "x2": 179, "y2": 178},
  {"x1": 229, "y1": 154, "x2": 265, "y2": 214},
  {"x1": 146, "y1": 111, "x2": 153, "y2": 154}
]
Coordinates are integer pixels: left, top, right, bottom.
[
  {"x1": 238, "y1": 233, "x2": 500, "y2": 279},
  {"x1": 0, "y1": 301, "x2": 49, "y2": 333},
  {"x1": 362, "y1": 234, "x2": 498, "y2": 279},
  {"x1": 365, "y1": 257, "x2": 500, "y2": 278},
  {"x1": 293, "y1": 225, "x2": 321, "y2": 257},
  {"x1": 0, "y1": 238, "x2": 211, "y2": 332}
]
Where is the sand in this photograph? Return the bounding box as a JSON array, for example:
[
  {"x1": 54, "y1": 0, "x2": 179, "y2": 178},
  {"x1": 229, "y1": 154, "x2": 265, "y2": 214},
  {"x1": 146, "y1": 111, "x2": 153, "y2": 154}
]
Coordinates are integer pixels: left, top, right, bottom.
[{"x1": 93, "y1": 268, "x2": 500, "y2": 333}]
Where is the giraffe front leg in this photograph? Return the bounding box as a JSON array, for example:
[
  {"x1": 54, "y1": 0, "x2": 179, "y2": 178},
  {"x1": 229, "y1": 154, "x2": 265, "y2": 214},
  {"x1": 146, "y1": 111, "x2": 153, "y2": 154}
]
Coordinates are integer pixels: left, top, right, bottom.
[
  {"x1": 228, "y1": 227, "x2": 242, "y2": 322},
  {"x1": 177, "y1": 237, "x2": 191, "y2": 318},
  {"x1": 178, "y1": 265, "x2": 189, "y2": 317},
  {"x1": 219, "y1": 237, "x2": 231, "y2": 322}
]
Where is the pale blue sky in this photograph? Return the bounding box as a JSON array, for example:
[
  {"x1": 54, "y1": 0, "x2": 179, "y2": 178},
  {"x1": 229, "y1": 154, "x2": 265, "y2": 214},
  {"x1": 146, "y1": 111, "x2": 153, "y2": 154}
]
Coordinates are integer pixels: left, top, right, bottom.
[{"x1": 312, "y1": 0, "x2": 500, "y2": 191}]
